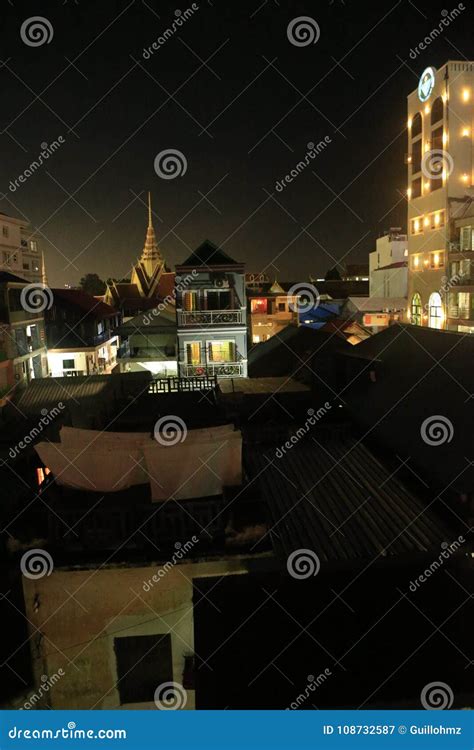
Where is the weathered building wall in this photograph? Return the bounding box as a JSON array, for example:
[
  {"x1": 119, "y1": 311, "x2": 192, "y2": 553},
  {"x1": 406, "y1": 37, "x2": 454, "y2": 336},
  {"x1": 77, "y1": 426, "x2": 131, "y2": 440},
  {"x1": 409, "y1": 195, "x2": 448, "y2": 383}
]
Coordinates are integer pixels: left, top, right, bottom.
[{"x1": 22, "y1": 558, "x2": 250, "y2": 709}]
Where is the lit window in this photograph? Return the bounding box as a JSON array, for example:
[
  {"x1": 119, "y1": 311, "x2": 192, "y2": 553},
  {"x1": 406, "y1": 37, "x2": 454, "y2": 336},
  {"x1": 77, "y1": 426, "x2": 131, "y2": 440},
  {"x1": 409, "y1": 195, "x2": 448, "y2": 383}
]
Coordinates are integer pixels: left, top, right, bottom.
[
  {"x1": 430, "y1": 251, "x2": 444, "y2": 269},
  {"x1": 411, "y1": 293, "x2": 422, "y2": 325},
  {"x1": 407, "y1": 187, "x2": 412, "y2": 198},
  {"x1": 208, "y1": 340, "x2": 236, "y2": 363},
  {"x1": 186, "y1": 342, "x2": 201, "y2": 365},
  {"x1": 411, "y1": 217, "x2": 422, "y2": 234},
  {"x1": 461, "y1": 127, "x2": 470, "y2": 137},
  {"x1": 423, "y1": 217, "x2": 430, "y2": 227},
  {"x1": 462, "y1": 88, "x2": 470, "y2": 102},
  {"x1": 428, "y1": 292, "x2": 443, "y2": 329},
  {"x1": 411, "y1": 255, "x2": 421, "y2": 270},
  {"x1": 250, "y1": 298, "x2": 268, "y2": 314},
  {"x1": 461, "y1": 174, "x2": 470, "y2": 184}
]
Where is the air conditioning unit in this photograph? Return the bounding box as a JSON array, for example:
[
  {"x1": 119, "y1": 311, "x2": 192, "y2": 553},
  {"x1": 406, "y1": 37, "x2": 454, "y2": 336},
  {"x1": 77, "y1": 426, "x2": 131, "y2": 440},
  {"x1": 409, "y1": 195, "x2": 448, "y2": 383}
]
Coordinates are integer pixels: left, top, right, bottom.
[{"x1": 213, "y1": 274, "x2": 229, "y2": 288}]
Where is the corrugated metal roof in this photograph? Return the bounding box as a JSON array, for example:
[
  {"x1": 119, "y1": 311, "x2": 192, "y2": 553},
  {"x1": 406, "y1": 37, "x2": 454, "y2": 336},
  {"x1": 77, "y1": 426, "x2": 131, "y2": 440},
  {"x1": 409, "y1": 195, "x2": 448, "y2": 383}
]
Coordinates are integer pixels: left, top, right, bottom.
[
  {"x1": 247, "y1": 436, "x2": 453, "y2": 565},
  {"x1": 12, "y1": 376, "x2": 112, "y2": 414}
]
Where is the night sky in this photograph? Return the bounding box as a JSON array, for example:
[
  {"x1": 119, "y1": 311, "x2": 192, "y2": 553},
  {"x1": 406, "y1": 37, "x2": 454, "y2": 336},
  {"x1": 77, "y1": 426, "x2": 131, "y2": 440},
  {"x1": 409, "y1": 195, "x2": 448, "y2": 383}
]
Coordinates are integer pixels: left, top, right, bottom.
[{"x1": 0, "y1": 0, "x2": 472, "y2": 287}]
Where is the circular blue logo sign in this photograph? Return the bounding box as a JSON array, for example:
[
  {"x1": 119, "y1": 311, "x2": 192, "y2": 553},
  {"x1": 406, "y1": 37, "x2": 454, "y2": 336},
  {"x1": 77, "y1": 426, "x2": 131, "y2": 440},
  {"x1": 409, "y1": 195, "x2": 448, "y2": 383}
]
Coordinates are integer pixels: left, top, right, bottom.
[{"x1": 418, "y1": 67, "x2": 436, "y2": 102}]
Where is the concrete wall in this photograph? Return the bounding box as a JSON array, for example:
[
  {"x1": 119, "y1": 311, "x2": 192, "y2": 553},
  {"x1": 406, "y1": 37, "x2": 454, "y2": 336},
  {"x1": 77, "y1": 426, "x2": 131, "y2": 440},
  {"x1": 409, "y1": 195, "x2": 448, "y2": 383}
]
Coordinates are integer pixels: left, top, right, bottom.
[{"x1": 22, "y1": 558, "x2": 251, "y2": 710}]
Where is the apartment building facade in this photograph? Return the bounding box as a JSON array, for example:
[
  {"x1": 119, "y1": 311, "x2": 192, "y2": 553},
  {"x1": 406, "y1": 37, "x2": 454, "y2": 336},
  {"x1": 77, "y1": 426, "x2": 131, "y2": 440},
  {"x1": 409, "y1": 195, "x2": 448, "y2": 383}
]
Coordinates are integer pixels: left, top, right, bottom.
[
  {"x1": 175, "y1": 241, "x2": 247, "y2": 378},
  {"x1": 407, "y1": 61, "x2": 474, "y2": 330}
]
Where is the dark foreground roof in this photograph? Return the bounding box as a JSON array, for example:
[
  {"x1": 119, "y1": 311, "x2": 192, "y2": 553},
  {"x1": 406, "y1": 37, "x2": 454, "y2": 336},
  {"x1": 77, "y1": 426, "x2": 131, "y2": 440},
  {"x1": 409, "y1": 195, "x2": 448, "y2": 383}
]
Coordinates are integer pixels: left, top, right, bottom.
[
  {"x1": 0, "y1": 271, "x2": 29, "y2": 284},
  {"x1": 247, "y1": 435, "x2": 454, "y2": 566},
  {"x1": 248, "y1": 324, "x2": 350, "y2": 377},
  {"x1": 339, "y1": 324, "x2": 474, "y2": 495}
]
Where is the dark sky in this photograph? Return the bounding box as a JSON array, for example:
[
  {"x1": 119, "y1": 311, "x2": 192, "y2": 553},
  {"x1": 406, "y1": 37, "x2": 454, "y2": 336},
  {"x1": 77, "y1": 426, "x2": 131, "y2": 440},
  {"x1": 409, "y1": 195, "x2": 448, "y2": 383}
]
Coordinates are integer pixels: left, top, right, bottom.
[{"x1": 0, "y1": 0, "x2": 472, "y2": 287}]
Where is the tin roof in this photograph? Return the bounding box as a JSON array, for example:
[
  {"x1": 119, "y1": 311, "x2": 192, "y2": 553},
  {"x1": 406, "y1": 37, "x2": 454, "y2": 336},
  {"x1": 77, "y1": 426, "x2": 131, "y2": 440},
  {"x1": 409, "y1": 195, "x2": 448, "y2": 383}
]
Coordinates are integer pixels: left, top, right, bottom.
[{"x1": 248, "y1": 436, "x2": 453, "y2": 566}]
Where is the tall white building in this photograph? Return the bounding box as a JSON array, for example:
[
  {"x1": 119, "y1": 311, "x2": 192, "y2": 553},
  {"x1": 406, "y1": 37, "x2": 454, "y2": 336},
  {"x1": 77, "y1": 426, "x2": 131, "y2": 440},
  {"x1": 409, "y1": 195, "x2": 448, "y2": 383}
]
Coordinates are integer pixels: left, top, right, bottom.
[
  {"x1": 0, "y1": 212, "x2": 45, "y2": 285},
  {"x1": 406, "y1": 61, "x2": 474, "y2": 330},
  {"x1": 369, "y1": 228, "x2": 408, "y2": 299}
]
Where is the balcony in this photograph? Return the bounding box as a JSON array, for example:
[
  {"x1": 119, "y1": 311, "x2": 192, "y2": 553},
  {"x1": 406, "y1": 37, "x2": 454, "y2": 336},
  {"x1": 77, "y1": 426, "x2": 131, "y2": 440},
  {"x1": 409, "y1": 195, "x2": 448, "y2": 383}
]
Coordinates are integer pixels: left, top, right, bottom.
[
  {"x1": 448, "y1": 306, "x2": 473, "y2": 320},
  {"x1": 180, "y1": 361, "x2": 244, "y2": 378},
  {"x1": 118, "y1": 344, "x2": 176, "y2": 360},
  {"x1": 177, "y1": 309, "x2": 244, "y2": 327}
]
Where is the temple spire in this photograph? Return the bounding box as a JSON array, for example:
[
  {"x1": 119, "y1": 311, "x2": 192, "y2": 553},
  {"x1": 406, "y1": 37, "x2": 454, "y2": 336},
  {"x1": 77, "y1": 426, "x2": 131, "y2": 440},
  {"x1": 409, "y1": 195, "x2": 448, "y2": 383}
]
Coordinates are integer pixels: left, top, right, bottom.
[{"x1": 41, "y1": 250, "x2": 48, "y2": 287}]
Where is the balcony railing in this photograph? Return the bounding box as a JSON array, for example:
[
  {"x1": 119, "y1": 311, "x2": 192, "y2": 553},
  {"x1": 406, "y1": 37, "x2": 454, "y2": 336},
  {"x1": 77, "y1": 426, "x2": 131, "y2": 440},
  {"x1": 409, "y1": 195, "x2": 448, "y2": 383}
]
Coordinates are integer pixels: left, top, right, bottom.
[
  {"x1": 180, "y1": 361, "x2": 244, "y2": 378},
  {"x1": 177, "y1": 309, "x2": 244, "y2": 326}
]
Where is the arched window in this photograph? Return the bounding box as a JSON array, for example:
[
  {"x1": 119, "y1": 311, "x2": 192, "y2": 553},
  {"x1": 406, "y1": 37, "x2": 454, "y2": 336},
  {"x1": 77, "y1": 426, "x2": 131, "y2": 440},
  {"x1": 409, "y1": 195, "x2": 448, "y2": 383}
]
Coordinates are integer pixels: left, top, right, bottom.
[
  {"x1": 411, "y1": 112, "x2": 422, "y2": 138},
  {"x1": 411, "y1": 292, "x2": 422, "y2": 325},
  {"x1": 431, "y1": 96, "x2": 444, "y2": 125},
  {"x1": 428, "y1": 292, "x2": 443, "y2": 329}
]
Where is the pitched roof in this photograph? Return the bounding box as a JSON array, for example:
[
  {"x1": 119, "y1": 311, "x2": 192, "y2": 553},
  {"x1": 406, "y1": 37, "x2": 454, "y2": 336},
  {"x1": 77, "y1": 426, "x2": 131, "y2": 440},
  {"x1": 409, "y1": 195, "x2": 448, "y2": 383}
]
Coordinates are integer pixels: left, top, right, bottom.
[
  {"x1": 0, "y1": 271, "x2": 29, "y2": 284},
  {"x1": 247, "y1": 435, "x2": 454, "y2": 565},
  {"x1": 179, "y1": 240, "x2": 239, "y2": 268},
  {"x1": 248, "y1": 324, "x2": 350, "y2": 377},
  {"x1": 346, "y1": 296, "x2": 407, "y2": 311},
  {"x1": 51, "y1": 288, "x2": 118, "y2": 317},
  {"x1": 340, "y1": 323, "x2": 474, "y2": 494}
]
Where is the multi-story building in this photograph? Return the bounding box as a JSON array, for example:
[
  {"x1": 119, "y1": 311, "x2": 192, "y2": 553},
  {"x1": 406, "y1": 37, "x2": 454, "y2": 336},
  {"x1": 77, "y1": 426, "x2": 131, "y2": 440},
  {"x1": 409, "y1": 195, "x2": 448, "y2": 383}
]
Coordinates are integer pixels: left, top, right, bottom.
[
  {"x1": 407, "y1": 61, "x2": 474, "y2": 330},
  {"x1": 247, "y1": 280, "x2": 299, "y2": 344},
  {"x1": 369, "y1": 228, "x2": 408, "y2": 299},
  {"x1": 45, "y1": 289, "x2": 120, "y2": 377},
  {"x1": 0, "y1": 212, "x2": 45, "y2": 284},
  {"x1": 447, "y1": 207, "x2": 474, "y2": 331},
  {"x1": 115, "y1": 305, "x2": 178, "y2": 376},
  {"x1": 175, "y1": 240, "x2": 248, "y2": 378},
  {"x1": 0, "y1": 272, "x2": 48, "y2": 394}
]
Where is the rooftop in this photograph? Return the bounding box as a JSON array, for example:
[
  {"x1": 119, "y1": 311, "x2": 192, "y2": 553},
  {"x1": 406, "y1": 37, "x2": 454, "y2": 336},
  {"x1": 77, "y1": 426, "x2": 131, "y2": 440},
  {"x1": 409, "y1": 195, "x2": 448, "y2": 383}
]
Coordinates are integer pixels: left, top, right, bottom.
[{"x1": 178, "y1": 240, "x2": 240, "y2": 269}]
